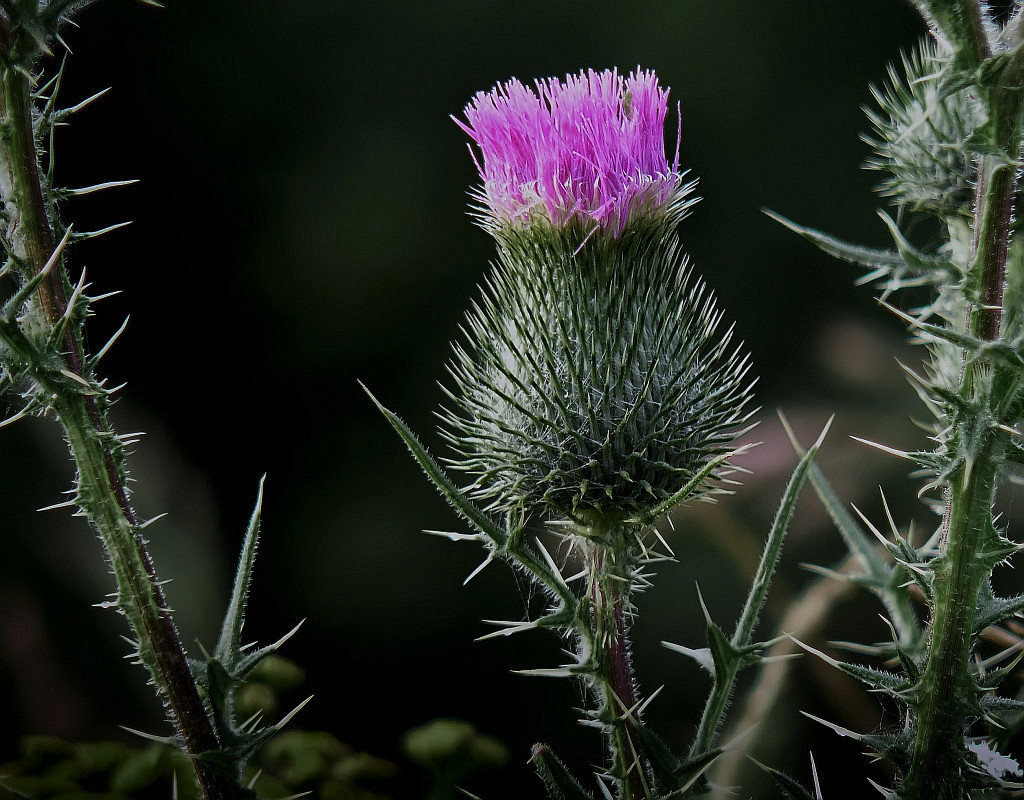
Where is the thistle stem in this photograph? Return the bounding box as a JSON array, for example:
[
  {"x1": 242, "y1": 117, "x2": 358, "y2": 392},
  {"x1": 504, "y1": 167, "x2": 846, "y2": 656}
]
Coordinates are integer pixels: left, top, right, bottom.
[
  {"x1": 904, "y1": 16, "x2": 1024, "y2": 796},
  {"x1": 0, "y1": 41, "x2": 242, "y2": 800},
  {"x1": 583, "y1": 523, "x2": 648, "y2": 800},
  {"x1": 52, "y1": 394, "x2": 239, "y2": 800},
  {"x1": 904, "y1": 454, "x2": 998, "y2": 798}
]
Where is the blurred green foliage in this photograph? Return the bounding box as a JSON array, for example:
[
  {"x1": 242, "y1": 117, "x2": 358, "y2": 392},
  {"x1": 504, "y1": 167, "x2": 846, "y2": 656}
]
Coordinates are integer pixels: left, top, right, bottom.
[
  {"x1": 0, "y1": 658, "x2": 508, "y2": 799},
  {"x1": 402, "y1": 719, "x2": 508, "y2": 800}
]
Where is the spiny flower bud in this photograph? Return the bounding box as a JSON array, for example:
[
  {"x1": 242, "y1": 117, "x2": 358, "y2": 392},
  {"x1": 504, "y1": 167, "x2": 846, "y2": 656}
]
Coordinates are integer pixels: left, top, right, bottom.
[
  {"x1": 442, "y1": 68, "x2": 754, "y2": 521},
  {"x1": 863, "y1": 38, "x2": 978, "y2": 219}
]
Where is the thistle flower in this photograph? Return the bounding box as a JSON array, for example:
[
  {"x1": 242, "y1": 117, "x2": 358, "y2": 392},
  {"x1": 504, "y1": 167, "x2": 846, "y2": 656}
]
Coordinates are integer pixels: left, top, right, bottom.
[
  {"x1": 442, "y1": 68, "x2": 754, "y2": 521},
  {"x1": 455, "y1": 68, "x2": 688, "y2": 236}
]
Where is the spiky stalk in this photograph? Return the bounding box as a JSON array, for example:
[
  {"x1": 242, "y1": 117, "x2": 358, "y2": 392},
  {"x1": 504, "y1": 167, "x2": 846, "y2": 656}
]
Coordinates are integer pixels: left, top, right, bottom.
[
  {"x1": 771, "y1": 6, "x2": 1024, "y2": 793},
  {"x1": 903, "y1": 15, "x2": 1024, "y2": 799},
  {"x1": 684, "y1": 419, "x2": 830, "y2": 765},
  {"x1": 0, "y1": 6, "x2": 247, "y2": 799},
  {"x1": 580, "y1": 517, "x2": 648, "y2": 800}
]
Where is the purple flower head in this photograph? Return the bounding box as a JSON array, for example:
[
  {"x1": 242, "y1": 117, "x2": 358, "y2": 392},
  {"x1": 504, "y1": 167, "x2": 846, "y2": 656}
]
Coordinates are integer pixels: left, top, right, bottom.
[{"x1": 455, "y1": 67, "x2": 683, "y2": 236}]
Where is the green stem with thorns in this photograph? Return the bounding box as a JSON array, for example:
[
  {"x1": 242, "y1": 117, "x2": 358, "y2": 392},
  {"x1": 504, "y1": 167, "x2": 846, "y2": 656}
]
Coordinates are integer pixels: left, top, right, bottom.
[
  {"x1": 904, "y1": 14, "x2": 1024, "y2": 798},
  {"x1": 583, "y1": 521, "x2": 649, "y2": 800},
  {"x1": 0, "y1": 19, "x2": 245, "y2": 800}
]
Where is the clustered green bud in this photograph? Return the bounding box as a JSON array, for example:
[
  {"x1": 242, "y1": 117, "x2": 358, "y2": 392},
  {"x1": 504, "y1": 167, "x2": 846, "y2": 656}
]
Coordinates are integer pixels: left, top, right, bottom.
[{"x1": 864, "y1": 38, "x2": 978, "y2": 219}]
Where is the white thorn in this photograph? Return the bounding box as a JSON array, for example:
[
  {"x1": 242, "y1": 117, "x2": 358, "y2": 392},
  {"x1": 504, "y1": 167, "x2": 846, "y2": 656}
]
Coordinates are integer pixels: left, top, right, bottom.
[{"x1": 63, "y1": 179, "x2": 139, "y2": 196}]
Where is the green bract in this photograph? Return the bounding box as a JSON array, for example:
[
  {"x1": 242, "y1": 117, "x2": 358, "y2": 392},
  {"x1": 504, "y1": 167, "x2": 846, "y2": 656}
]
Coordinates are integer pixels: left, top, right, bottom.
[{"x1": 441, "y1": 191, "x2": 754, "y2": 520}]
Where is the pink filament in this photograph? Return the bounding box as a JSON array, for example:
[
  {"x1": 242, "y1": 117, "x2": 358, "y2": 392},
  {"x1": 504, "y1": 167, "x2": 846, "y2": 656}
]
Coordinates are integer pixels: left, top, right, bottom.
[{"x1": 455, "y1": 68, "x2": 681, "y2": 235}]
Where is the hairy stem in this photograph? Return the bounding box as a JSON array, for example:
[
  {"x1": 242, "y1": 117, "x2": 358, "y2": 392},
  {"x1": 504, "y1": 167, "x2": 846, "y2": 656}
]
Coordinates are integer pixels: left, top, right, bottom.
[
  {"x1": 905, "y1": 454, "x2": 998, "y2": 798},
  {"x1": 583, "y1": 522, "x2": 648, "y2": 800},
  {"x1": 0, "y1": 42, "x2": 242, "y2": 800},
  {"x1": 913, "y1": 0, "x2": 991, "y2": 67},
  {"x1": 54, "y1": 394, "x2": 239, "y2": 799},
  {"x1": 904, "y1": 15, "x2": 1024, "y2": 798}
]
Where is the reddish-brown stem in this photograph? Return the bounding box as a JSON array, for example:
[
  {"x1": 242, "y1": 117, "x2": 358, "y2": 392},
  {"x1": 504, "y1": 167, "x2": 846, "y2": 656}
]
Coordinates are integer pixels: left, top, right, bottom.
[{"x1": 587, "y1": 543, "x2": 646, "y2": 799}]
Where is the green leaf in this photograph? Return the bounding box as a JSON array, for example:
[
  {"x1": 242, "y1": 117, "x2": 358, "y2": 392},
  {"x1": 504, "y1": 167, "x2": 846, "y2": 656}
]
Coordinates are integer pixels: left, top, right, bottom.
[
  {"x1": 362, "y1": 382, "x2": 508, "y2": 548},
  {"x1": 792, "y1": 637, "x2": 909, "y2": 696},
  {"x1": 706, "y1": 620, "x2": 741, "y2": 678},
  {"x1": 529, "y1": 744, "x2": 595, "y2": 800},
  {"x1": 634, "y1": 723, "x2": 722, "y2": 795},
  {"x1": 876, "y1": 210, "x2": 960, "y2": 277},
  {"x1": 627, "y1": 450, "x2": 734, "y2": 527},
  {"x1": 975, "y1": 586, "x2": 1024, "y2": 632},
  {"x1": 1, "y1": 228, "x2": 71, "y2": 343},
  {"x1": 215, "y1": 476, "x2": 265, "y2": 669},
  {"x1": 733, "y1": 416, "x2": 831, "y2": 649},
  {"x1": 780, "y1": 415, "x2": 888, "y2": 581},
  {"x1": 780, "y1": 414, "x2": 923, "y2": 650},
  {"x1": 765, "y1": 210, "x2": 905, "y2": 271},
  {"x1": 749, "y1": 757, "x2": 818, "y2": 800},
  {"x1": 838, "y1": 661, "x2": 912, "y2": 696}
]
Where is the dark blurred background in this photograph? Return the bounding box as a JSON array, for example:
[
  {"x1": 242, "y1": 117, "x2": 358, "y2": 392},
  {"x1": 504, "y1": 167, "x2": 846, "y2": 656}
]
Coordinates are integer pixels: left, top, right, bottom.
[{"x1": 2, "y1": 0, "x2": 1016, "y2": 797}]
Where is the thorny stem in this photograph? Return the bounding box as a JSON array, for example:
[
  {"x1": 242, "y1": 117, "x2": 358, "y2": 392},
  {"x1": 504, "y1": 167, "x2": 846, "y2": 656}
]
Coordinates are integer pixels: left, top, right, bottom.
[
  {"x1": 916, "y1": 0, "x2": 992, "y2": 69},
  {"x1": 906, "y1": 454, "x2": 998, "y2": 799},
  {"x1": 52, "y1": 393, "x2": 240, "y2": 800},
  {"x1": 0, "y1": 38, "x2": 243, "y2": 800},
  {"x1": 584, "y1": 522, "x2": 648, "y2": 800},
  {"x1": 687, "y1": 658, "x2": 732, "y2": 769},
  {"x1": 904, "y1": 14, "x2": 1024, "y2": 798},
  {"x1": 953, "y1": 0, "x2": 992, "y2": 66}
]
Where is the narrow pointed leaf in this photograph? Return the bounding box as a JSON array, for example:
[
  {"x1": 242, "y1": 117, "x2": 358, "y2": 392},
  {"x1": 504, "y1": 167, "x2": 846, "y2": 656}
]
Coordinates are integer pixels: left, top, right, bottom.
[
  {"x1": 765, "y1": 210, "x2": 906, "y2": 271},
  {"x1": 530, "y1": 744, "x2": 595, "y2": 800},
  {"x1": 636, "y1": 723, "x2": 722, "y2": 792},
  {"x1": 662, "y1": 641, "x2": 714, "y2": 674},
  {"x1": 975, "y1": 589, "x2": 1024, "y2": 632},
  {"x1": 215, "y1": 476, "x2": 265, "y2": 666},
  {"x1": 733, "y1": 416, "x2": 831, "y2": 648},
  {"x1": 363, "y1": 383, "x2": 508, "y2": 547},
  {"x1": 750, "y1": 757, "x2": 818, "y2": 800}
]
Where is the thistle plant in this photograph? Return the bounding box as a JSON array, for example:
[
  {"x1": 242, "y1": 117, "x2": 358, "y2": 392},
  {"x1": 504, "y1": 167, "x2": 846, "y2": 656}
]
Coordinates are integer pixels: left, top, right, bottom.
[
  {"x1": 770, "y1": 0, "x2": 1024, "y2": 796},
  {"x1": 0, "y1": 3, "x2": 302, "y2": 799},
  {"x1": 369, "y1": 67, "x2": 826, "y2": 799}
]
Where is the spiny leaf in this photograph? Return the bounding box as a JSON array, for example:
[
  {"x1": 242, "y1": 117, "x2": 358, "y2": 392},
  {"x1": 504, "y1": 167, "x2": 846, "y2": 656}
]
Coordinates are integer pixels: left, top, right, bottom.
[
  {"x1": 733, "y1": 415, "x2": 831, "y2": 649},
  {"x1": 530, "y1": 743, "x2": 595, "y2": 800},
  {"x1": 629, "y1": 448, "x2": 742, "y2": 527},
  {"x1": 215, "y1": 476, "x2": 265, "y2": 668},
  {"x1": 781, "y1": 413, "x2": 923, "y2": 649},
  {"x1": 764, "y1": 210, "x2": 907, "y2": 271},
  {"x1": 635, "y1": 723, "x2": 722, "y2": 794},
  {"x1": 790, "y1": 636, "x2": 908, "y2": 695},
  {"x1": 662, "y1": 640, "x2": 714, "y2": 674},
  {"x1": 1, "y1": 228, "x2": 66, "y2": 318},
  {"x1": 975, "y1": 588, "x2": 1024, "y2": 631},
  {"x1": 362, "y1": 382, "x2": 508, "y2": 548},
  {"x1": 749, "y1": 756, "x2": 819, "y2": 800}
]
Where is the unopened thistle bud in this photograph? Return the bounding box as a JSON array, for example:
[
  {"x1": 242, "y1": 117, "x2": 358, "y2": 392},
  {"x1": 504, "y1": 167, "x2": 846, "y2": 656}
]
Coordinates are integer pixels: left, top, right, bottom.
[
  {"x1": 864, "y1": 38, "x2": 978, "y2": 219},
  {"x1": 442, "y1": 67, "x2": 754, "y2": 520}
]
